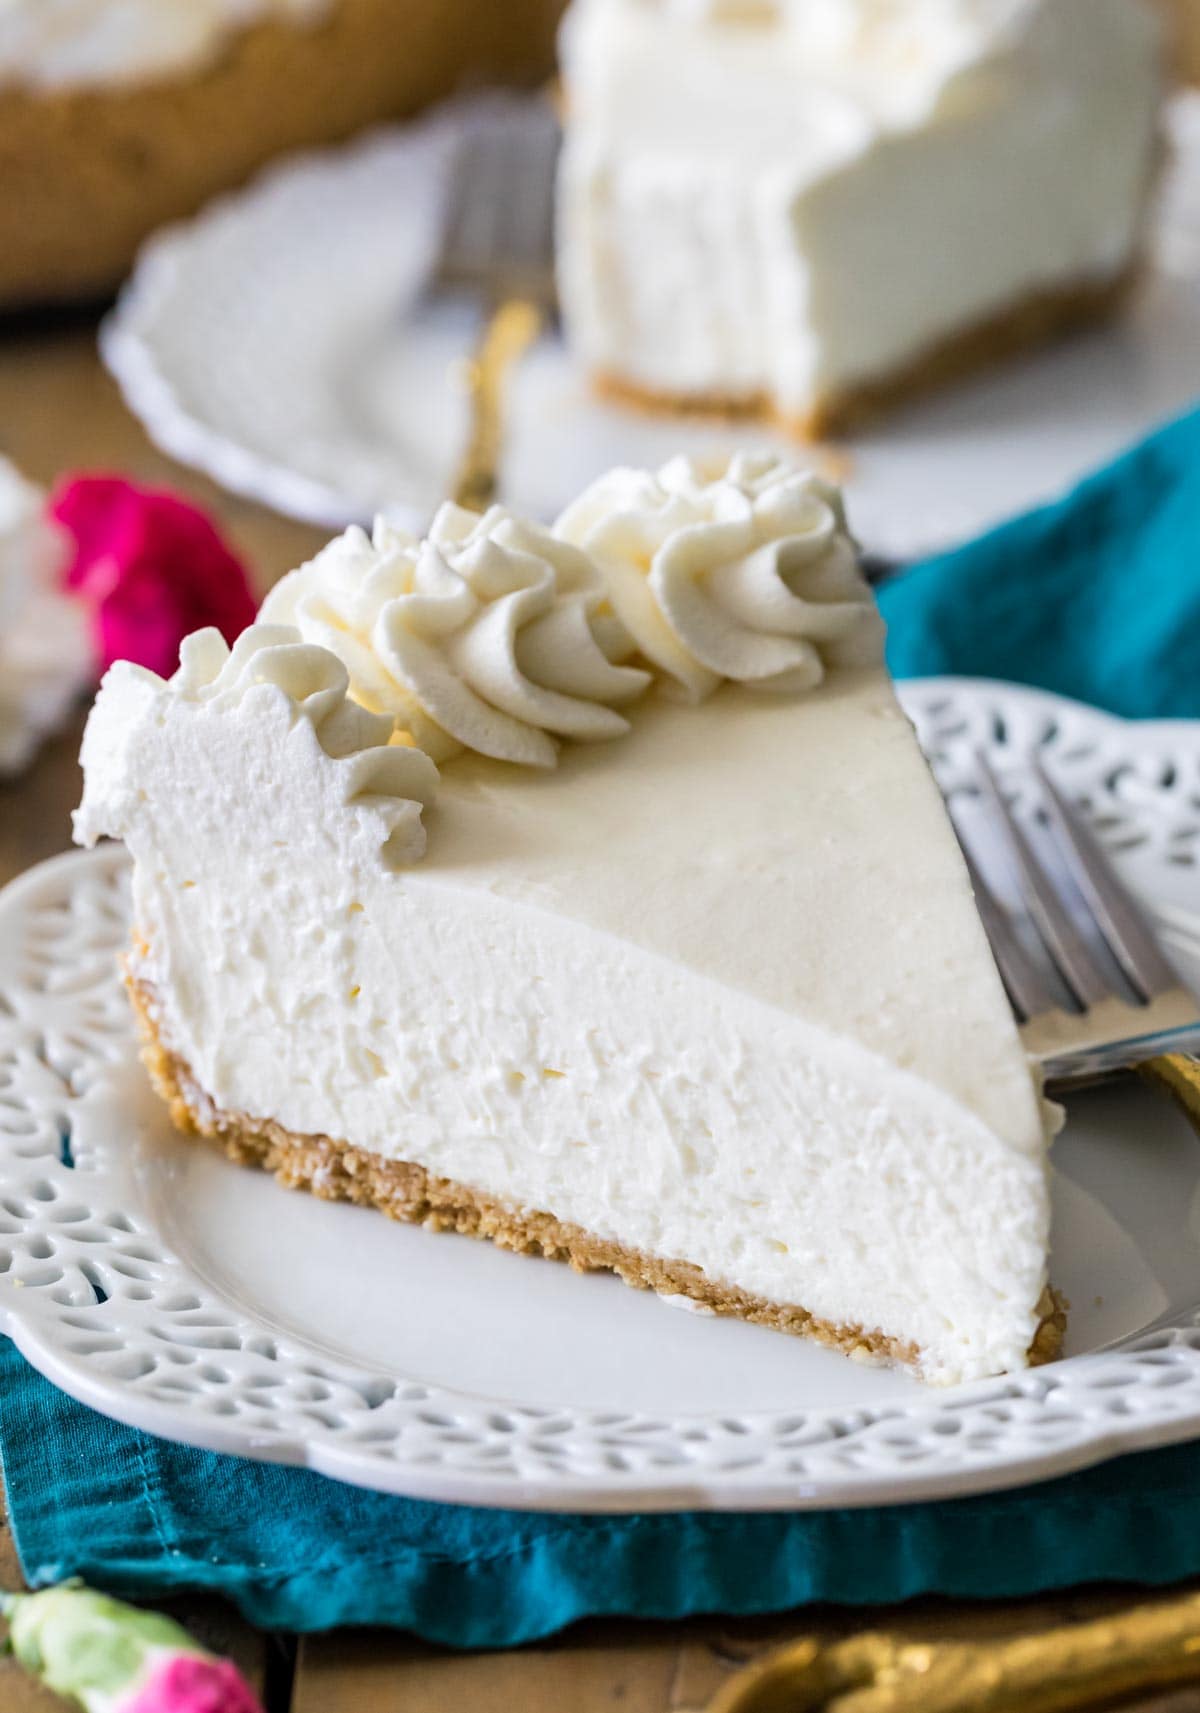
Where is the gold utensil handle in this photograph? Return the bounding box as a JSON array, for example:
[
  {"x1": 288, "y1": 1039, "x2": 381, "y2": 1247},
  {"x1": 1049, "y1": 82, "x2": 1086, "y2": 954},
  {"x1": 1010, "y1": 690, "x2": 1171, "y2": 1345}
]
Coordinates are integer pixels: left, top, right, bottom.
[
  {"x1": 710, "y1": 1055, "x2": 1200, "y2": 1713},
  {"x1": 1139, "y1": 1051, "x2": 1200, "y2": 1130},
  {"x1": 708, "y1": 1589, "x2": 1200, "y2": 1713},
  {"x1": 451, "y1": 297, "x2": 543, "y2": 513}
]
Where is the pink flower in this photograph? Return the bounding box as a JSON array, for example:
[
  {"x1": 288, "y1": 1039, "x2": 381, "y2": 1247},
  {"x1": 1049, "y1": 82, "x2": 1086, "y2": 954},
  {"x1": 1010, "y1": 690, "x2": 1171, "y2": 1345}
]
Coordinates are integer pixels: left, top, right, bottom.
[
  {"x1": 126, "y1": 1653, "x2": 265, "y2": 1713},
  {"x1": 1, "y1": 1584, "x2": 265, "y2": 1713},
  {"x1": 49, "y1": 475, "x2": 258, "y2": 678}
]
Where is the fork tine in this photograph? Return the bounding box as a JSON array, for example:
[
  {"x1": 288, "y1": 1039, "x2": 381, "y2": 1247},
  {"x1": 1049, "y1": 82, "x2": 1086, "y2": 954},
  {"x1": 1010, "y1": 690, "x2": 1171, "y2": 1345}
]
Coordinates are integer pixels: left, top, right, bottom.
[
  {"x1": 974, "y1": 750, "x2": 1113, "y2": 1011},
  {"x1": 439, "y1": 100, "x2": 559, "y2": 297},
  {"x1": 955, "y1": 837, "x2": 1063, "y2": 1022},
  {"x1": 1033, "y1": 755, "x2": 1179, "y2": 1002}
]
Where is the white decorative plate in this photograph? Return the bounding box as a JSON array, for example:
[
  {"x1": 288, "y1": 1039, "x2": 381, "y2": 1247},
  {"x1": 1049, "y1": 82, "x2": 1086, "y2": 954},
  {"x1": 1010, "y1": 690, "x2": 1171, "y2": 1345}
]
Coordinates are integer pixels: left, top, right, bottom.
[
  {"x1": 101, "y1": 95, "x2": 1200, "y2": 563},
  {"x1": 2, "y1": 680, "x2": 1200, "y2": 1512}
]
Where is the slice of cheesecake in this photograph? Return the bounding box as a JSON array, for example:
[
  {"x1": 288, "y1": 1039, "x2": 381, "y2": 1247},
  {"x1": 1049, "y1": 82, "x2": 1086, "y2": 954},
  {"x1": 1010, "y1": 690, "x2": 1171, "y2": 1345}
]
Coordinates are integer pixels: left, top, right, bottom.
[
  {"x1": 556, "y1": 0, "x2": 1163, "y2": 435},
  {"x1": 75, "y1": 455, "x2": 1058, "y2": 1383}
]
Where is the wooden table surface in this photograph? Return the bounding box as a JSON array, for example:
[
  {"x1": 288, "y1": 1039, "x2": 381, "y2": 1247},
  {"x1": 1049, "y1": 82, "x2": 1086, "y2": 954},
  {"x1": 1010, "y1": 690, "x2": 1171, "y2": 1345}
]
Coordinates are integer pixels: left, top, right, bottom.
[{"x1": 3, "y1": 316, "x2": 1200, "y2": 1713}]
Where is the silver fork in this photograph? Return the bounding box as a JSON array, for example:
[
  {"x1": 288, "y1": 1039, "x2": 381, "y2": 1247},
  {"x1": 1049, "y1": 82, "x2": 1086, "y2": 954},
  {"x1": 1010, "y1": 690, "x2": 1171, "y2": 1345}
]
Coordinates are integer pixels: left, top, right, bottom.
[
  {"x1": 434, "y1": 96, "x2": 560, "y2": 513},
  {"x1": 954, "y1": 751, "x2": 1200, "y2": 1103}
]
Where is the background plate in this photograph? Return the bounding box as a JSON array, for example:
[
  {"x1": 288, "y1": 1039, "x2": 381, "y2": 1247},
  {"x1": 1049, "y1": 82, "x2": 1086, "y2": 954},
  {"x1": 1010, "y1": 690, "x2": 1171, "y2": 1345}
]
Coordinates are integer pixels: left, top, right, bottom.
[
  {"x1": 101, "y1": 94, "x2": 1200, "y2": 562},
  {"x1": 2, "y1": 680, "x2": 1200, "y2": 1511}
]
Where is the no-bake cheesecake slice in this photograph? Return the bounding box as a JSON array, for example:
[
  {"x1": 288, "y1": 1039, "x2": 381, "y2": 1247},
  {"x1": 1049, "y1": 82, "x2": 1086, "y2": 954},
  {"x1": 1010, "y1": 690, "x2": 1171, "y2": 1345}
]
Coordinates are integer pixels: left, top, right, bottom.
[
  {"x1": 556, "y1": 0, "x2": 1163, "y2": 435},
  {"x1": 75, "y1": 455, "x2": 1059, "y2": 1383}
]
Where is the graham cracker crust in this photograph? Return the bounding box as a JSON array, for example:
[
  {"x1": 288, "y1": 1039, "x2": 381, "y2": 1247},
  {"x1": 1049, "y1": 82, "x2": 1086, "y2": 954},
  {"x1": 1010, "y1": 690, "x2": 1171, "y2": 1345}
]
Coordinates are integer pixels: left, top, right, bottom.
[
  {"x1": 0, "y1": 0, "x2": 564, "y2": 309},
  {"x1": 593, "y1": 268, "x2": 1136, "y2": 441},
  {"x1": 126, "y1": 965, "x2": 1064, "y2": 1377}
]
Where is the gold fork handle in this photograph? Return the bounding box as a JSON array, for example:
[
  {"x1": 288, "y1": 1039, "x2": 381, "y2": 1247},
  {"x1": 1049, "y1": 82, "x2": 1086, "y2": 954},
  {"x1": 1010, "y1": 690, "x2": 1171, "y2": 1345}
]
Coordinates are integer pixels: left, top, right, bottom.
[
  {"x1": 1138, "y1": 1051, "x2": 1200, "y2": 1132},
  {"x1": 451, "y1": 297, "x2": 543, "y2": 513},
  {"x1": 708, "y1": 1589, "x2": 1200, "y2": 1713}
]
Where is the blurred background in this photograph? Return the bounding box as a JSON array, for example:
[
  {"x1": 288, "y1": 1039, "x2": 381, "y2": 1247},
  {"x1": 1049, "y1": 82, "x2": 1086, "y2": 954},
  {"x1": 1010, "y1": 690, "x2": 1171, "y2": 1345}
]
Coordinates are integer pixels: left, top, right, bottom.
[
  {"x1": 1, "y1": 0, "x2": 1197, "y2": 856},
  {"x1": 3, "y1": 7, "x2": 1200, "y2": 1709}
]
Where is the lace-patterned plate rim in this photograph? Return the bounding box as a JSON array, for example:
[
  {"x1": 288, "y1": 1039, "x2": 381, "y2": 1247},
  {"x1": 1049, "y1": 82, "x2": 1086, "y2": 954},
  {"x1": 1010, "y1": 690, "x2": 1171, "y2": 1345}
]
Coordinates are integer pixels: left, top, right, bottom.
[{"x1": 0, "y1": 678, "x2": 1199, "y2": 1512}]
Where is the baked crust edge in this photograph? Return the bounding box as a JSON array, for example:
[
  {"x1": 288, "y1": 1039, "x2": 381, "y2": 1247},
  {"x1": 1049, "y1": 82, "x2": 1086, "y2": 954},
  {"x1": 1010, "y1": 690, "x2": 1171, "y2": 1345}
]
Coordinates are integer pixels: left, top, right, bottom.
[
  {"x1": 126, "y1": 962, "x2": 1066, "y2": 1378},
  {"x1": 591, "y1": 268, "x2": 1137, "y2": 442}
]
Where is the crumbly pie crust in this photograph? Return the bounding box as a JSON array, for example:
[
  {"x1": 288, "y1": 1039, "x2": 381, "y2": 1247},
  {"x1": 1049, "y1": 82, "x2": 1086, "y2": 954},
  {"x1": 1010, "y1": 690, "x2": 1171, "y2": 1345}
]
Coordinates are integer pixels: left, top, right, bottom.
[
  {"x1": 0, "y1": 0, "x2": 561, "y2": 308},
  {"x1": 593, "y1": 269, "x2": 1135, "y2": 440},
  {"x1": 127, "y1": 961, "x2": 1066, "y2": 1374}
]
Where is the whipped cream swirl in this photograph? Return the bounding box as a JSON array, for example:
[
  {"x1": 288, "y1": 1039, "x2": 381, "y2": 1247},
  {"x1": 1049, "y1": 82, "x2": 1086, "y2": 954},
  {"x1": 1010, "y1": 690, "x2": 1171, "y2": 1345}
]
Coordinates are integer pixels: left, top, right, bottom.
[
  {"x1": 262, "y1": 504, "x2": 652, "y2": 769},
  {"x1": 79, "y1": 623, "x2": 439, "y2": 869},
  {"x1": 555, "y1": 453, "x2": 883, "y2": 702}
]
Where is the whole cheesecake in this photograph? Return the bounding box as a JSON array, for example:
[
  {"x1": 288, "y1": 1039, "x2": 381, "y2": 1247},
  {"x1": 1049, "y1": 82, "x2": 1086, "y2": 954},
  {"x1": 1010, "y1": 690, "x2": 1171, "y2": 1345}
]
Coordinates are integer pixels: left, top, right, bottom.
[
  {"x1": 0, "y1": 0, "x2": 565, "y2": 308},
  {"x1": 75, "y1": 454, "x2": 1060, "y2": 1385},
  {"x1": 556, "y1": 0, "x2": 1164, "y2": 436}
]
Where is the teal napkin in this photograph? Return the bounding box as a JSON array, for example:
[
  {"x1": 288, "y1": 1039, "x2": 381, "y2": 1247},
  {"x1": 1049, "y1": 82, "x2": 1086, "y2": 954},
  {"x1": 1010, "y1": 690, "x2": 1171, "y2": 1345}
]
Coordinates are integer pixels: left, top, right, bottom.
[
  {"x1": 5, "y1": 1339, "x2": 1200, "y2": 1643},
  {"x1": 4, "y1": 402, "x2": 1200, "y2": 1642},
  {"x1": 880, "y1": 400, "x2": 1200, "y2": 718}
]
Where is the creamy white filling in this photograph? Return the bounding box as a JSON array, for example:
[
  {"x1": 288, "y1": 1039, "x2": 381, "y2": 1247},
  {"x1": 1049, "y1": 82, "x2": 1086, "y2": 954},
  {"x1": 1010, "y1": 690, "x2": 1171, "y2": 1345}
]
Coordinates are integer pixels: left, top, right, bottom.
[
  {"x1": 0, "y1": 0, "x2": 329, "y2": 91},
  {"x1": 135, "y1": 868, "x2": 1047, "y2": 1383},
  {"x1": 557, "y1": 0, "x2": 1162, "y2": 413},
  {"x1": 78, "y1": 653, "x2": 1053, "y2": 1385}
]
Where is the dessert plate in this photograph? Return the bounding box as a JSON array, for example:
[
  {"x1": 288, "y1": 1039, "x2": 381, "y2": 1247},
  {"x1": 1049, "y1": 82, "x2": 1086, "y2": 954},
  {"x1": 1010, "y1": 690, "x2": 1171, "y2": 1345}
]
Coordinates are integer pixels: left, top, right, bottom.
[
  {"x1": 2, "y1": 679, "x2": 1200, "y2": 1512},
  {"x1": 101, "y1": 95, "x2": 1200, "y2": 563}
]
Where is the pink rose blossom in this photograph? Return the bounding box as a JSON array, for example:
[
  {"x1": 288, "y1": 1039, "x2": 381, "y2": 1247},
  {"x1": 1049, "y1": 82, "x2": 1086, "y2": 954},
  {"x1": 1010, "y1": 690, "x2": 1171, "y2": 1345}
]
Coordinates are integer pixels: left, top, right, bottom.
[
  {"x1": 49, "y1": 475, "x2": 258, "y2": 677},
  {"x1": 126, "y1": 1653, "x2": 264, "y2": 1713},
  {"x1": 2, "y1": 1584, "x2": 265, "y2": 1713}
]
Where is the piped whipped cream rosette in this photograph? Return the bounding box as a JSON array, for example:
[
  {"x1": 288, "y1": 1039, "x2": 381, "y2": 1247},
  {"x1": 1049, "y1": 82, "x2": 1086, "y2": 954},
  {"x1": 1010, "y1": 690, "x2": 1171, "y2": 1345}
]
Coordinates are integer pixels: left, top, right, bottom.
[
  {"x1": 556, "y1": 453, "x2": 884, "y2": 702},
  {"x1": 261, "y1": 454, "x2": 882, "y2": 772},
  {"x1": 261, "y1": 502, "x2": 652, "y2": 768},
  {"x1": 77, "y1": 623, "x2": 439, "y2": 872},
  {"x1": 78, "y1": 450, "x2": 886, "y2": 879}
]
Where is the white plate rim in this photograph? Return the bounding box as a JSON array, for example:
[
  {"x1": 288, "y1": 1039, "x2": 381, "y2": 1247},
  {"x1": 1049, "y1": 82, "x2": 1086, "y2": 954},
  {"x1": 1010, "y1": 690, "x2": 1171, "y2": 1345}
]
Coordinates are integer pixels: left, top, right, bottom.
[
  {"x1": 2, "y1": 677, "x2": 1200, "y2": 1512},
  {"x1": 98, "y1": 113, "x2": 456, "y2": 536}
]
